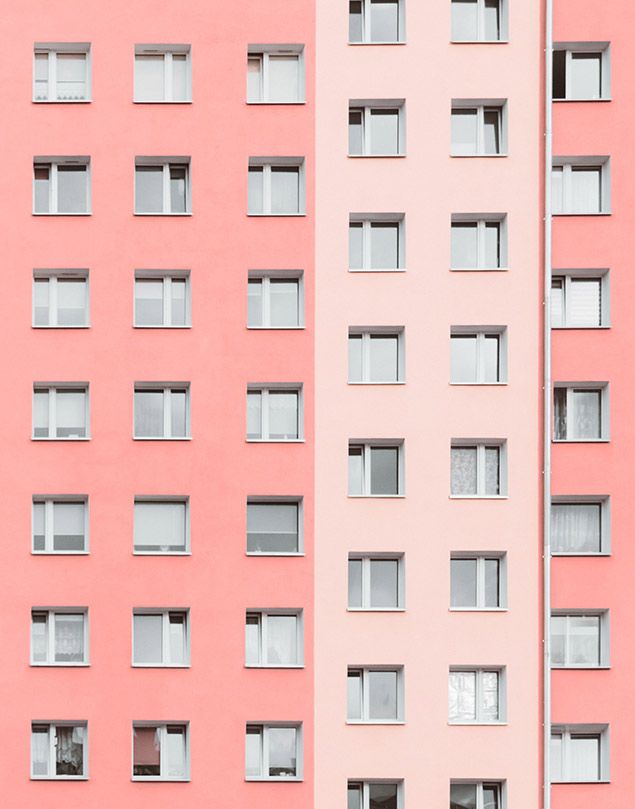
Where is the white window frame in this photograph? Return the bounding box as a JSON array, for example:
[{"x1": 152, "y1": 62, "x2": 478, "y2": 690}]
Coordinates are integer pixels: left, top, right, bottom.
[
  {"x1": 347, "y1": 666, "x2": 405, "y2": 724},
  {"x1": 246, "y1": 385, "x2": 303, "y2": 442},
  {"x1": 551, "y1": 495, "x2": 610, "y2": 556},
  {"x1": 245, "y1": 722, "x2": 303, "y2": 781},
  {"x1": 347, "y1": 553, "x2": 405, "y2": 611},
  {"x1": 551, "y1": 725, "x2": 609, "y2": 783},
  {"x1": 246, "y1": 496, "x2": 304, "y2": 556},
  {"x1": 31, "y1": 609, "x2": 89, "y2": 666},
  {"x1": 32, "y1": 270, "x2": 90, "y2": 328},
  {"x1": 32, "y1": 497, "x2": 89, "y2": 555},
  {"x1": 132, "y1": 609, "x2": 190, "y2": 667},
  {"x1": 450, "y1": 327, "x2": 507, "y2": 384},
  {"x1": 552, "y1": 157, "x2": 611, "y2": 214},
  {"x1": 134, "y1": 157, "x2": 191, "y2": 215},
  {"x1": 245, "y1": 609, "x2": 304, "y2": 667},
  {"x1": 134, "y1": 270, "x2": 191, "y2": 328},
  {"x1": 32, "y1": 384, "x2": 90, "y2": 440},
  {"x1": 33, "y1": 43, "x2": 91, "y2": 102},
  {"x1": 247, "y1": 270, "x2": 304, "y2": 329},
  {"x1": 551, "y1": 270, "x2": 609, "y2": 328},
  {"x1": 349, "y1": 213, "x2": 406, "y2": 272},
  {"x1": 347, "y1": 780, "x2": 405, "y2": 809},
  {"x1": 450, "y1": 440, "x2": 507, "y2": 498},
  {"x1": 448, "y1": 666, "x2": 506, "y2": 724},
  {"x1": 348, "y1": 100, "x2": 406, "y2": 156},
  {"x1": 132, "y1": 722, "x2": 190, "y2": 781},
  {"x1": 348, "y1": 440, "x2": 405, "y2": 497},
  {"x1": 248, "y1": 157, "x2": 306, "y2": 215},
  {"x1": 33, "y1": 157, "x2": 91, "y2": 215},
  {"x1": 31, "y1": 722, "x2": 88, "y2": 779},
  {"x1": 247, "y1": 45, "x2": 305, "y2": 103},
  {"x1": 348, "y1": 327, "x2": 405, "y2": 384},
  {"x1": 349, "y1": 0, "x2": 406, "y2": 44},
  {"x1": 551, "y1": 610, "x2": 610, "y2": 669},
  {"x1": 553, "y1": 383, "x2": 609, "y2": 442},
  {"x1": 450, "y1": 214, "x2": 507, "y2": 271},
  {"x1": 451, "y1": 100, "x2": 507, "y2": 156},
  {"x1": 451, "y1": 0, "x2": 508, "y2": 43},
  {"x1": 133, "y1": 497, "x2": 190, "y2": 556},
  {"x1": 553, "y1": 43, "x2": 610, "y2": 101},
  {"x1": 133, "y1": 383, "x2": 191, "y2": 439},
  {"x1": 449, "y1": 780, "x2": 506, "y2": 809},
  {"x1": 134, "y1": 45, "x2": 192, "y2": 102},
  {"x1": 450, "y1": 552, "x2": 507, "y2": 610}
]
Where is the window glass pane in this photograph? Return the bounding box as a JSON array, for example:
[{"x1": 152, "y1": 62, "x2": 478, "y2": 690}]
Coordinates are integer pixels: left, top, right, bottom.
[
  {"x1": 34, "y1": 165, "x2": 50, "y2": 213},
  {"x1": 248, "y1": 166, "x2": 264, "y2": 213},
  {"x1": 170, "y1": 389, "x2": 187, "y2": 437},
  {"x1": 56, "y1": 53, "x2": 86, "y2": 100},
  {"x1": 451, "y1": 109, "x2": 478, "y2": 155},
  {"x1": 448, "y1": 671, "x2": 476, "y2": 721},
  {"x1": 54, "y1": 614, "x2": 84, "y2": 662},
  {"x1": 247, "y1": 503, "x2": 298, "y2": 553},
  {"x1": 450, "y1": 783, "x2": 477, "y2": 809},
  {"x1": 349, "y1": 0, "x2": 363, "y2": 42},
  {"x1": 245, "y1": 727, "x2": 261, "y2": 776},
  {"x1": 31, "y1": 613, "x2": 47, "y2": 662},
  {"x1": 348, "y1": 335, "x2": 363, "y2": 382},
  {"x1": 267, "y1": 727, "x2": 296, "y2": 776},
  {"x1": 247, "y1": 280, "x2": 263, "y2": 327},
  {"x1": 348, "y1": 446, "x2": 364, "y2": 495},
  {"x1": 370, "y1": 335, "x2": 398, "y2": 382},
  {"x1": 451, "y1": 447, "x2": 477, "y2": 495},
  {"x1": 484, "y1": 558, "x2": 500, "y2": 607},
  {"x1": 483, "y1": 335, "x2": 500, "y2": 382},
  {"x1": 247, "y1": 390, "x2": 262, "y2": 439},
  {"x1": 369, "y1": 782, "x2": 398, "y2": 809},
  {"x1": 484, "y1": 447, "x2": 500, "y2": 495},
  {"x1": 551, "y1": 503, "x2": 601, "y2": 553},
  {"x1": 450, "y1": 336, "x2": 477, "y2": 383},
  {"x1": 247, "y1": 57, "x2": 262, "y2": 102},
  {"x1": 170, "y1": 166, "x2": 187, "y2": 213},
  {"x1": 370, "y1": 559, "x2": 399, "y2": 607},
  {"x1": 53, "y1": 502, "x2": 85, "y2": 551},
  {"x1": 33, "y1": 389, "x2": 49, "y2": 437},
  {"x1": 33, "y1": 279, "x2": 50, "y2": 326},
  {"x1": 33, "y1": 502, "x2": 46, "y2": 551},
  {"x1": 551, "y1": 615, "x2": 566, "y2": 666},
  {"x1": 348, "y1": 559, "x2": 363, "y2": 607},
  {"x1": 570, "y1": 53, "x2": 601, "y2": 100},
  {"x1": 136, "y1": 166, "x2": 164, "y2": 213},
  {"x1": 32, "y1": 726, "x2": 49, "y2": 775},
  {"x1": 553, "y1": 387, "x2": 567, "y2": 440},
  {"x1": 482, "y1": 784, "x2": 500, "y2": 809},
  {"x1": 571, "y1": 167, "x2": 601, "y2": 214},
  {"x1": 135, "y1": 390, "x2": 164, "y2": 437},
  {"x1": 483, "y1": 0, "x2": 501, "y2": 40},
  {"x1": 569, "y1": 615, "x2": 600, "y2": 666},
  {"x1": 451, "y1": 223, "x2": 477, "y2": 268},
  {"x1": 482, "y1": 671, "x2": 499, "y2": 720},
  {"x1": 164, "y1": 727, "x2": 185, "y2": 778},
  {"x1": 171, "y1": 54, "x2": 188, "y2": 101},
  {"x1": 569, "y1": 278, "x2": 601, "y2": 327},
  {"x1": 370, "y1": 446, "x2": 398, "y2": 495},
  {"x1": 570, "y1": 735, "x2": 600, "y2": 781},
  {"x1": 571, "y1": 389, "x2": 601, "y2": 439},
  {"x1": 270, "y1": 280, "x2": 299, "y2": 327},
  {"x1": 551, "y1": 278, "x2": 564, "y2": 327},
  {"x1": 484, "y1": 222, "x2": 500, "y2": 267},
  {"x1": 267, "y1": 615, "x2": 297, "y2": 665},
  {"x1": 483, "y1": 109, "x2": 500, "y2": 154},
  {"x1": 551, "y1": 166, "x2": 564, "y2": 214},
  {"x1": 245, "y1": 614, "x2": 260, "y2": 664},
  {"x1": 134, "y1": 501, "x2": 186, "y2": 551},
  {"x1": 268, "y1": 55, "x2": 299, "y2": 102},
  {"x1": 349, "y1": 222, "x2": 363, "y2": 268},
  {"x1": 135, "y1": 55, "x2": 164, "y2": 101},
  {"x1": 56, "y1": 390, "x2": 86, "y2": 437},
  {"x1": 550, "y1": 734, "x2": 563, "y2": 782},
  {"x1": 57, "y1": 166, "x2": 87, "y2": 214},
  {"x1": 171, "y1": 278, "x2": 186, "y2": 326},
  {"x1": 134, "y1": 727, "x2": 161, "y2": 776},
  {"x1": 450, "y1": 558, "x2": 477, "y2": 607},
  {"x1": 347, "y1": 671, "x2": 362, "y2": 719},
  {"x1": 370, "y1": 223, "x2": 399, "y2": 269},
  {"x1": 370, "y1": 0, "x2": 399, "y2": 42},
  {"x1": 57, "y1": 279, "x2": 87, "y2": 326},
  {"x1": 553, "y1": 50, "x2": 566, "y2": 99},
  {"x1": 348, "y1": 783, "x2": 362, "y2": 809},
  {"x1": 349, "y1": 109, "x2": 363, "y2": 155},
  {"x1": 368, "y1": 670, "x2": 398, "y2": 719},
  {"x1": 451, "y1": 0, "x2": 478, "y2": 41},
  {"x1": 370, "y1": 109, "x2": 399, "y2": 155},
  {"x1": 168, "y1": 613, "x2": 186, "y2": 664},
  {"x1": 135, "y1": 280, "x2": 164, "y2": 326},
  {"x1": 268, "y1": 391, "x2": 298, "y2": 440},
  {"x1": 271, "y1": 167, "x2": 300, "y2": 214},
  {"x1": 34, "y1": 53, "x2": 49, "y2": 100},
  {"x1": 55, "y1": 726, "x2": 84, "y2": 775}
]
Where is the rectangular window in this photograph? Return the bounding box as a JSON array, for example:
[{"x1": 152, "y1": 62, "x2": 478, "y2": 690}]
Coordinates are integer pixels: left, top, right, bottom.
[
  {"x1": 34, "y1": 44, "x2": 90, "y2": 101},
  {"x1": 450, "y1": 553, "x2": 506, "y2": 609},
  {"x1": 31, "y1": 609, "x2": 88, "y2": 665},
  {"x1": 134, "y1": 498, "x2": 189, "y2": 554},
  {"x1": 245, "y1": 610, "x2": 303, "y2": 666},
  {"x1": 450, "y1": 781, "x2": 504, "y2": 809},
  {"x1": 32, "y1": 498, "x2": 88, "y2": 554},
  {"x1": 451, "y1": 215, "x2": 506, "y2": 270},
  {"x1": 553, "y1": 44, "x2": 610, "y2": 100},
  {"x1": 349, "y1": 215, "x2": 405, "y2": 271},
  {"x1": 134, "y1": 46, "x2": 191, "y2": 102},
  {"x1": 247, "y1": 47, "x2": 304, "y2": 102},
  {"x1": 451, "y1": 101, "x2": 506, "y2": 155},
  {"x1": 348, "y1": 101, "x2": 405, "y2": 156},
  {"x1": 31, "y1": 723, "x2": 87, "y2": 779},
  {"x1": 552, "y1": 272, "x2": 608, "y2": 328},
  {"x1": 551, "y1": 611, "x2": 609, "y2": 668},
  {"x1": 248, "y1": 272, "x2": 303, "y2": 328},
  {"x1": 134, "y1": 272, "x2": 190, "y2": 328},
  {"x1": 552, "y1": 158, "x2": 610, "y2": 214},
  {"x1": 349, "y1": 328, "x2": 404, "y2": 383},
  {"x1": 348, "y1": 554, "x2": 404, "y2": 610},
  {"x1": 33, "y1": 271, "x2": 89, "y2": 328},
  {"x1": 349, "y1": 441, "x2": 403, "y2": 497},
  {"x1": 135, "y1": 159, "x2": 190, "y2": 214},
  {"x1": 347, "y1": 667, "x2": 404, "y2": 723},
  {"x1": 448, "y1": 667, "x2": 504, "y2": 723},
  {"x1": 245, "y1": 723, "x2": 302, "y2": 780},
  {"x1": 451, "y1": 0, "x2": 506, "y2": 42},
  {"x1": 551, "y1": 498, "x2": 609, "y2": 554},
  {"x1": 551, "y1": 725, "x2": 609, "y2": 782},
  {"x1": 246, "y1": 499, "x2": 301, "y2": 555},
  {"x1": 349, "y1": 0, "x2": 405, "y2": 43},
  {"x1": 450, "y1": 441, "x2": 505, "y2": 496},
  {"x1": 133, "y1": 610, "x2": 189, "y2": 666},
  {"x1": 247, "y1": 386, "x2": 302, "y2": 441},
  {"x1": 33, "y1": 385, "x2": 89, "y2": 440},
  {"x1": 134, "y1": 385, "x2": 190, "y2": 439},
  {"x1": 553, "y1": 384, "x2": 608, "y2": 441},
  {"x1": 133, "y1": 724, "x2": 189, "y2": 780},
  {"x1": 450, "y1": 328, "x2": 506, "y2": 383},
  {"x1": 348, "y1": 781, "x2": 403, "y2": 809},
  {"x1": 33, "y1": 158, "x2": 90, "y2": 214},
  {"x1": 248, "y1": 159, "x2": 305, "y2": 215}
]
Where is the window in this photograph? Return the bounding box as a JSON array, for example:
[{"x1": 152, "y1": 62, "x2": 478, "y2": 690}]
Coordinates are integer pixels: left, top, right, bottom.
[
  {"x1": 552, "y1": 158, "x2": 610, "y2": 214},
  {"x1": 134, "y1": 46, "x2": 191, "y2": 102},
  {"x1": 33, "y1": 271, "x2": 89, "y2": 328},
  {"x1": 553, "y1": 384, "x2": 608, "y2": 441},
  {"x1": 348, "y1": 781, "x2": 403, "y2": 809},
  {"x1": 135, "y1": 158, "x2": 190, "y2": 214},
  {"x1": 553, "y1": 44, "x2": 610, "y2": 100},
  {"x1": 248, "y1": 271, "x2": 304, "y2": 328},
  {"x1": 450, "y1": 553, "x2": 506, "y2": 609},
  {"x1": 247, "y1": 47, "x2": 304, "y2": 102},
  {"x1": 33, "y1": 158, "x2": 90, "y2": 214},
  {"x1": 246, "y1": 498, "x2": 302, "y2": 554},
  {"x1": 245, "y1": 610, "x2": 303, "y2": 666},
  {"x1": 349, "y1": 441, "x2": 404, "y2": 497},
  {"x1": 134, "y1": 498, "x2": 189, "y2": 554},
  {"x1": 552, "y1": 271, "x2": 608, "y2": 328},
  {"x1": 247, "y1": 386, "x2": 302, "y2": 441},
  {"x1": 133, "y1": 724, "x2": 189, "y2": 780},
  {"x1": 450, "y1": 215, "x2": 506, "y2": 270},
  {"x1": 450, "y1": 781, "x2": 504, "y2": 809},
  {"x1": 551, "y1": 497, "x2": 609, "y2": 554},
  {"x1": 349, "y1": 214, "x2": 405, "y2": 271},
  {"x1": 348, "y1": 554, "x2": 405, "y2": 610},
  {"x1": 34, "y1": 44, "x2": 90, "y2": 101},
  {"x1": 348, "y1": 101, "x2": 406, "y2": 156},
  {"x1": 450, "y1": 441, "x2": 506, "y2": 497},
  {"x1": 31, "y1": 723, "x2": 87, "y2": 779},
  {"x1": 349, "y1": 0, "x2": 405, "y2": 43},
  {"x1": 31, "y1": 610, "x2": 88, "y2": 665},
  {"x1": 450, "y1": 328, "x2": 506, "y2": 383},
  {"x1": 347, "y1": 666, "x2": 404, "y2": 723},
  {"x1": 551, "y1": 725, "x2": 609, "y2": 783},
  {"x1": 248, "y1": 158, "x2": 305, "y2": 215},
  {"x1": 448, "y1": 667, "x2": 505, "y2": 723},
  {"x1": 451, "y1": 101, "x2": 506, "y2": 155},
  {"x1": 245, "y1": 723, "x2": 302, "y2": 780},
  {"x1": 32, "y1": 498, "x2": 88, "y2": 554},
  {"x1": 134, "y1": 271, "x2": 190, "y2": 327},
  {"x1": 349, "y1": 328, "x2": 404, "y2": 383},
  {"x1": 134, "y1": 385, "x2": 190, "y2": 439},
  {"x1": 551, "y1": 611, "x2": 609, "y2": 668},
  {"x1": 33, "y1": 385, "x2": 89, "y2": 440},
  {"x1": 451, "y1": 0, "x2": 506, "y2": 42},
  {"x1": 133, "y1": 610, "x2": 189, "y2": 666}
]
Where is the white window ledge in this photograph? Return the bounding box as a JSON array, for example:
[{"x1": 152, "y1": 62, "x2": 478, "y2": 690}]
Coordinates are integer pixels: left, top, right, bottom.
[
  {"x1": 33, "y1": 212, "x2": 92, "y2": 216},
  {"x1": 348, "y1": 41, "x2": 407, "y2": 46},
  {"x1": 449, "y1": 495, "x2": 509, "y2": 500},
  {"x1": 247, "y1": 326, "x2": 305, "y2": 331},
  {"x1": 448, "y1": 721, "x2": 508, "y2": 726},
  {"x1": 246, "y1": 552, "x2": 305, "y2": 557},
  {"x1": 245, "y1": 777, "x2": 303, "y2": 783},
  {"x1": 553, "y1": 780, "x2": 610, "y2": 785},
  {"x1": 348, "y1": 495, "x2": 406, "y2": 499},
  {"x1": 32, "y1": 551, "x2": 90, "y2": 556},
  {"x1": 134, "y1": 212, "x2": 193, "y2": 217},
  {"x1": 450, "y1": 153, "x2": 508, "y2": 158},
  {"x1": 134, "y1": 325, "x2": 192, "y2": 330},
  {"x1": 551, "y1": 552, "x2": 611, "y2": 557},
  {"x1": 31, "y1": 663, "x2": 90, "y2": 667},
  {"x1": 33, "y1": 325, "x2": 90, "y2": 329},
  {"x1": 247, "y1": 101, "x2": 306, "y2": 106},
  {"x1": 348, "y1": 381, "x2": 406, "y2": 386},
  {"x1": 552, "y1": 439, "x2": 609, "y2": 444},
  {"x1": 247, "y1": 213, "x2": 307, "y2": 217},
  {"x1": 132, "y1": 777, "x2": 190, "y2": 783},
  {"x1": 246, "y1": 439, "x2": 306, "y2": 444},
  {"x1": 346, "y1": 720, "x2": 405, "y2": 726},
  {"x1": 134, "y1": 100, "x2": 193, "y2": 104},
  {"x1": 552, "y1": 666, "x2": 611, "y2": 670},
  {"x1": 133, "y1": 436, "x2": 193, "y2": 441},
  {"x1": 450, "y1": 40, "x2": 509, "y2": 44},
  {"x1": 554, "y1": 98, "x2": 611, "y2": 103},
  {"x1": 133, "y1": 551, "x2": 192, "y2": 556},
  {"x1": 348, "y1": 607, "x2": 406, "y2": 613},
  {"x1": 449, "y1": 607, "x2": 508, "y2": 613},
  {"x1": 553, "y1": 325, "x2": 610, "y2": 330},
  {"x1": 33, "y1": 99, "x2": 92, "y2": 103},
  {"x1": 132, "y1": 664, "x2": 191, "y2": 669},
  {"x1": 450, "y1": 267, "x2": 510, "y2": 272},
  {"x1": 347, "y1": 154, "x2": 407, "y2": 159},
  {"x1": 449, "y1": 382, "x2": 507, "y2": 386},
  {"x1": 32, "y1": 437, "x2": 91, "y2": 441},
  {"x1": 32, "y1": 776, "x2": 89, "y2": 781},
  {"x1": 349, "y1": 267, "x2": 407, "y2": 273},
  {"x1": 553, "y1": 212, "x2": 612, "y2": 216},
  {"x1": 245, "y1": 664, "x2": 305, "y2": 669}
]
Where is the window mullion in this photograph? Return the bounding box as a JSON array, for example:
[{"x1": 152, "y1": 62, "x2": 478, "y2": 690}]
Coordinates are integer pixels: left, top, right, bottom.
[
  {"x1": 363, "y1": 782, "x2": 370, "y2": 809},
  {"x1": 47, "y1": 610, "x2": 55, "y2": 662},
  {"x1": 162, "y1": 612, "x2": 170, "y2": 664},
  {"x1": 262, "y1": 54, "x2": 269, "y2": 102},
  {"x1": 564, "y1": 615, "x2": 571, "y2": 666},
  {"x1": 262, "y1": 277, "x2": 271, "y2": 327},
  {"x1": 49, "y1": 726, "x2": 56, "y2": 776},
  {"x1": 165, "y1": 53, "x2": 173, "y2": 102},
  {"x1": 477, "y1": 0, "x2": 484, "y2": 40},
  {"x1": 363, "y1": 557, "x2": 371, "y2": 607},
  {"x1": 565, "y1": 51, "x2": 573, "y2": 98},
  {"x1": 477, "y1": 106, "x2": 484, "y2": 155},
  {"x1": 362, "y1": 670, "x2": 369, "y2": 719},
  {"x1": 45, "y1": 500, "x2": 53, "y2": 551},
  {"x1": 566, "y1": 388, "x2": 574, "y2": 439},
  {"x1": 262, "y1": 390, "x2": 270, "y2": 439},
  {"x1": 50, "y1": 278, "x2": 59, "y2": 327},
  {"x1": 563, "y1": 276, "x2": 572, "y2": 326},
  {"x1": 563, "y1": 165, "x2": 572, "y2": 212},
  {"x1": 49, "y1": 52, "x2": 56, "y2": 100},
  {"x1": 261, "y1": 614, "x2": 268, "y2": 664},
  {"x1": 476, "y1": 444, "x2": 485, "y2": 495},
  {"x1": 363, "y1": 108, "x2": 371, "y2": 154},
  {"x1": 363, "y1": 0, "x2": 370, "y2": 41},
  {"x1": 158, "y1": 725, "x2": 166, "y2": 777},
  {"x1": 164, "y1": 389, "x2": 171, "y2": 438},
  {"x1": 363, "y1": 221, "x2": 371, "y2": 269},
  {"x1": 364, "y1": 444, "x2": 372, "y2": 495},
  {"x1": 163, "y1": 278, "x2": 171, "y2": 326},
  {"x1": 264, "y1": 166, "x2": 272, "y2": 214},
  {"x1": 262, "y1": 728, "x2": 269, "y2": 776},
  {"x1": 162, "y1": 164, "x2": 170, "y2": 213},
  {"x1": 477, "y1": 220, "x2": 485, "y2": 268},
  {"x1": 476, "y1": 333, "x2": 484, "y2": 382},
  {"x1": 49, "y1": 389, "x2": 57, "y2": 437},
  {"x1": 477, "y1": 783, "x2": 484, "y2": 809},
  {"x1": 476, "y1": 556, "x2": 485, "y2": 607},
  {"x1": 51, "y1": 164, "x2": 58, "y2": 213},
  {"x1": 363, "y1": 333, "x2": 371, "y2": 381}
]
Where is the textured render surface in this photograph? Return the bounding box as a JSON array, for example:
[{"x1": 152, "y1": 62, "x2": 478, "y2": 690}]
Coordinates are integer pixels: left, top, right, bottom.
[
  {"x1": 314, "y1": 2, "x2": 543, "y2": 807},
  {"x1": 1, "y1": 1, "x2": 314, "y2": 805}
]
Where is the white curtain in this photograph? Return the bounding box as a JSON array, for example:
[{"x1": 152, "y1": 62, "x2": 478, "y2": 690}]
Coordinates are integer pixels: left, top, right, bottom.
[{"x1": 551, "y1": 503, "x2": 600, "y2": 552}]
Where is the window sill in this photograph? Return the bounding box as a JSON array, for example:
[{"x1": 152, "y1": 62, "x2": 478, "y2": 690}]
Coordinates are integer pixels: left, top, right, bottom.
[
  {"x1": 32, "y1": 551, "x2": 90, "y2": 555},
  {"x1": 348, "y1": 381, "x2": 406, "y2": 386},
  {"x1": 134, "y1": 212, "x2": 193, "y2": 216},
  {"x1": 245, "y1": 777, "x2": 303, "y2": 782},
  {"x1": 247, "y1": 213, "x2": 306, "y2": 217},
  {"x1": 348, "y1": 494, "x2": 405, "y2": 499},
  {"x1": 349, "y1": 267, "x2": 406, "y2": 273},
  {"x1": 133, "y1": 436, "x2": 192, "y2": 441},
  {"x1": 448, "y1": 721, "x2": 508, "y2": 726},
  {"x1": 33, "y1": 212, "x2": 92, "y2": 216},
  {"x1": 552, "y1": 439, "x2": 609, "y2": 443},
  {"x1": 33, "y1": 325, "x2": 90, "y2": 329},
  {"x1": 348, "y1": 154, "x2": 406, "y2": 158},
  {"x1": 31, "y1": 662, "x2": 90, "y2": 667},
  {"x1": 246, "y1": 552, "x2": 305, "y2": 557},
  {"x1": 247, "y1": 326, "x2": 305, "y2": 330},
  {"x1": 552, "y1": 325, "x2": 609, "y2": 330},
  {"x1": 346, "y1": 720, "x2": 405, "y2": 726},
  {"x1": 552, "y1": 665, "x2": 610, "y2": 670},
  {"x1": 450, "y1": 153, "x2": 508, "y2": 158},
  {"x1": 552, "y1": 780, "x2": 610, "y2": 785},
  {"x1": 450, "y1": 39, "x2": 509, "y2": 44},
  {"x1": 348, "y1": 607, "x2": 405, "y2": 612},
  {"x1": 553, "y1": 211, "x2": 611, "y2": 216},
  {"x1": 31, "y1": 776, "x2": 88, "y2": 781},
  {"x1": 132, "y1": 777, "x2": 190, "y2": 782},
  {"x1": 551, "y1": 552, "x2": 610, "y2": 557},
  {"x1": 450, "y1": 266, "x2": 509, "y2": 272},
  {"x1": 246, "y1": 439, "x2": 305, "y2": 443},
  {"x1": 449, "y1": 607, "x2": 508, "y2": 612},
  {"x1": 133, "y1": 99, "x2": 193, "y2": 104},
  {"x1": 348, "y1": 41, "x2": 406, "y2": 45},
  {"x1": 134, "y1": 324, "x2": 192, "y2": 329},
  {"x1": 553, "y1": 98, "x2": 611, "y2": 103},
  {"x1": 449, "y1": 382, "x2": 507, "y2": 386},
  {"x1": 245, "y1": 664, "x2": 305, "y2": 669},
  {"x1": 132, "y1": 663, "x2": 191, "y2": 668},
  {"x1": 33, "y1": 99, "x2": 92, "y2": 103},
  {"x1": 449, "y1": 495, "x2": 508, "y2": 499},
  {"x1": 32, "y1": 437, "x2": 90, "y2": 441},
  {"x1": 247, "y1": 100, "x2": 306, "y2": 105},
  {"x1": 133, "y1": 551, "x2": 192, "y2": 556}
]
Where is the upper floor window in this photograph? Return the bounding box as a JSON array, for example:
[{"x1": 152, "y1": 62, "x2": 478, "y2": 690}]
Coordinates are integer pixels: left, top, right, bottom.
[
  {"x1": 34, "y1": 44, "x2": 90, "y2": 101},
  {"x1": 553, "y1": 384, "x2": 608, "y2": 441},
  {"x1": 135, "y1": 158, "x2": 190, "y2": 214},
  {"x1": 33, "y1": 270, "x2": 89, "y2": 328},
  {"x1": 347, "y1": 666, "x2": 404, "y2": 723},
  {"x1": 450, "y1": 441, "x2": 506, "y2": 497},
  {"x1": 450, "y1": 781, "x2": 504, "y2": 809},
  {"x1": 349, "y1": 101, "x2": 405, "y2": 156},
  {"x1": 33, "y1": 158, "x2": 90, "y2": 215},
  {"x1": 247, "y1": 46, "x2": 304, "y2": 102},
  {"x1": 134, "y1": 271, "x2": 190, "y2": 328},
  {"x1": 349, "y1": 328, "x2": 405, "y2": 383},
  {"x1": 246, "y1": 723, "x2": 302, "y2": 780},
  {"x1": 451, "y1": 214, "x2": 507, "y2": 270},
  {"x1": 33, "y1": 497, "x2": 88, "y2": 554},
  {"x1": 133, "y1": 610, "x2": 189, "y2": 666},
  {"x1": 349, "y1": 214, "x2": 405, "y2": 272},
  {"x1": 449, "y1": 667, "x2": 505, "y2": 723},
  {"x1": 246, "y1": 498, "x2": 302, "y2": 555},
  {"x1": 248, "y1": 271, "x2": 304, "y2": 328},
  {"x1": 552, "y1": 157, "x2": 610, "y2": 215},
  {"x1": 134, "y1": 385, "x2": 190, "y2": 439},
  {"x1": 134, "y1": 498, "x2": 189, "y2": 554},
  {"x1": 349, "y1": 441, "x2": 404, "y2": 497},
  {"x1": 551, "y1": 611, "x2": 609, "y2": 668},
  {"x1": 451, "y1": 0, "x2": 506, "y2": 42},
  {"x1": 553, "y1": 43, "x2": 610, "y2": 101},
  {"x1": 134, "y1": 45, "x2": 191, "y2": 102},
  {"x1": 245, "y1": 609, "x2": 303, "y2": 667},
  {"x1": 552, "y1": 271, "x2": 608, "y2": 328},
  {"x1": 31, "y1": 609, "x2": 88, "y2": 665},
  {"x1": 450, "y1": 552, "x2": 506, "y2": 609},
  {"x1": 348, "y1": 781, "x2": 403, "y2": 809},
  {"x1": 348, "y1": 553, "x2": 405, "y2": 610},
  {"x1": 247, "y1": 386, "x2": 302, "y2": 441},
  {"x1": 248, "y1": 158, "x2": 305, "y2": 215},
  {"x1": 450, "y1": 327, "x2": 506, "y2": 383},
  {"x1": 33, "y1": 385, "x2": 89, "y2": 440},
  {"x1": 551, "y1": 725, "x2": 609, "y2": 783},
  {"x1": 451, "y1": 100, "x2": 507, "y2": 156},
  {"x1": 551, "y1": 497, "x2": 609, "y2": 555},
  {"x1": 349, "y1": 0, "x2": 405, "y2": 43},
  {"x1": 133, "y1": 724, "x2": 189, "y2": 780},
  {"x1": 32, "y1": 723, "x2": 87, "y2": 779}
]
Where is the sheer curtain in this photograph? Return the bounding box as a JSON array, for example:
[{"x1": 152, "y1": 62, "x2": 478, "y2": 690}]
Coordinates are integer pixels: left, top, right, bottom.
[
  {"x1": 551, "y1": 503, "x2": 600, "y2": 552},
  {"x1": 56, "y1": 726, "x2": 84, "y2": 775}
]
